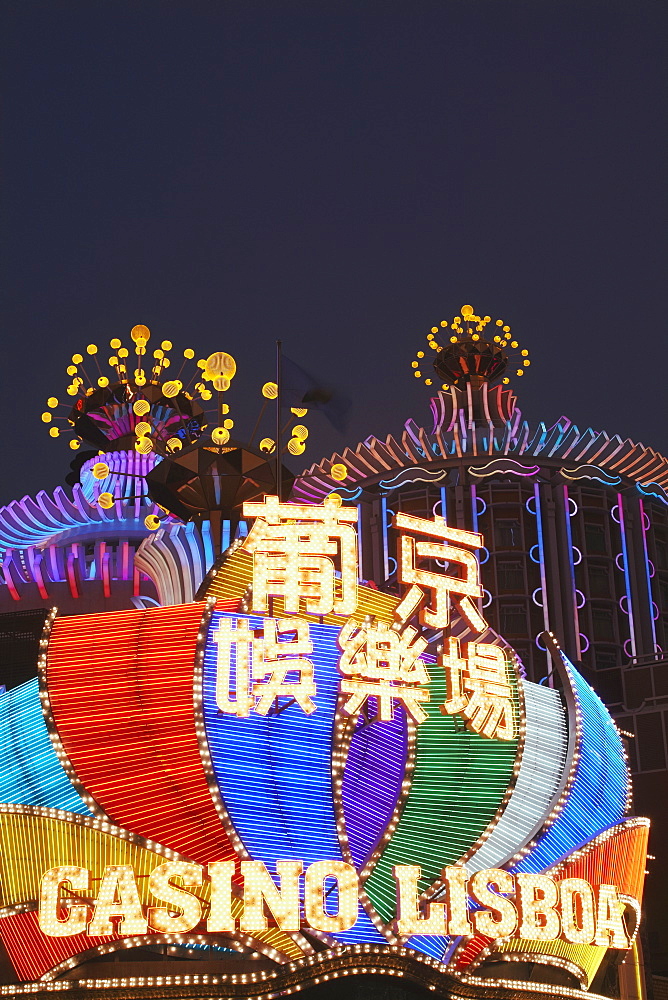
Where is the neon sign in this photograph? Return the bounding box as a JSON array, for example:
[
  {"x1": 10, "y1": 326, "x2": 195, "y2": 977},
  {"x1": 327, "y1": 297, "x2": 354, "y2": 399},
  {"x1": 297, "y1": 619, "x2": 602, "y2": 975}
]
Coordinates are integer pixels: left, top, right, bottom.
[
  {"x1": 0, "y1": 496, "x2": 649, "y2": 988},
  {"x1": 38, "y1": 862, "x2": 630, "y2": 949}
]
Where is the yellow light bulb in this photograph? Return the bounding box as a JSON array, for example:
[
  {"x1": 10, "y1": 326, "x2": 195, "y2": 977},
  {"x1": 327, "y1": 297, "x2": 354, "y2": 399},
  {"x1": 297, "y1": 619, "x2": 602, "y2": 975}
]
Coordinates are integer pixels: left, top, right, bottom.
[
  {"x1": 69, "y1": 438, "x2": 81, "y2": 449},
  {"x1": 118, "y1": 347, "x2": 129, "y2": 358},
  {"x1": 292, "y1": 424, "x2": 308, "y2": 441},
  {"x1": 430, "y1": 341, "x2": 438, "y2": 349},
  {"x1": 132, "y1": 399, "x2": 150, "y2": 416},
  {"x1": 516, "y1": 369, "x2": 523, "y2": 376},
  {"x1": 87, "y1": 344, "x2": 98, "y2": 355},
  {"x1": 440, "y1": 321, "x2": 448, "y2": 328},
  {"x1": 144, "y1": 514, "x2": 162, "y2": 531},
  {"x1": 201, "y1": 389, "x2": 212, "y2": 400},
  {"x1": 67, "y1": 385, "x2": 78, "y2": 396},
  {"x1": 411, "y1": 361, "x2": 419, "y2": 368},
  {"x1": 521, "y1": 349, "x2": 529, "y2": 356},
  {"x1": 287, "y1": 437, "x2": 306, "y2": 455},
  {"x1": 184, "y1": 348, "x2": 195, "y2": 359},
  {"x1": 425, "y1": 378, "x2": 433, "y2": 385},
  {"x1": 110, "y1": 338, "x2": 122, "y2": 349},
  {"x1": 262, "y1": 381, "x2": 278, "y2": 399},
  {"x1": 167, "y1": 437, "x2": 182, "y2": 451},
  {"x1": 98, "y1": 492, "x2": 114, "y2": 508},
  {"x1": 49, "y1": 427, "x2": 60, "y2": 438},
  {"x1": 495, "y1": 320, "x2": 503, "y2": 327},
  {"x1": 161, "y1": 340, "x2": 172, "y2": 350},
  {"x1": 461, "y1": 305, "x2": 473, "y2": 318},
  {"x1": 471, "y1": 334, "x2": 480, "y2": 341},
  {"x1": 330, "y1": 463, "x2": 347, "y2": 481},
  {"x1": 162, "y1": 380, "x2": 181, "y2": 398},
  {"x1": 108, "y1": 356, "x2": 118, "y2": 366},
  {"x1": 47, "y1": 397, "x2": 58, "y2": 408},
  {"x1": 72, "y1": 353, "x2": 83, "y2": 364},
  {"x1": 223, "y1": 418, "x2": 234, "y2": 429},
  {"x1": 259, "y1": 437, "x2": 275, "y2": 453},
  {"x1": 41, "y1": 412, "x2": 52, "y2": 423},
  {"x1": 511, "y1": 340, "x2": 518, "y2": 348},
  {"x1": 97, "y1": 376, "x2": 109, "y2": 387},
  {"x1": 212, "y1": 427, "x2": 230, "y2": 445},
  {"x1": 503, "y1": 377, "x2": 510, "y2": 384},
  {"x1": 213, "y1": 375, "x2": 230, "y2": 391},
  {"x1": 135, "y1": 436, "x2": 153, "y2": 453},
  {"x1": 524, "y1": 359, "x2": 530, "y2": 366},
  {"x1": 153, "y1": 349, "x2": 164, "y2": 359},
  {"x1": 205, "y1": 351, "x2": 236, "y2": 378},
  {"x1": 430, "y1": 327, "x2": 438, "y2": 334},
  {"x1": 442, "y1": 384, "x2": 449, "y2": 390},
  {"x1": 131, "y1": 325, "x2": 150, "y2": 343},
  {"x1": 414, "y1": 371, "x2": 421, "y2": 377},
  {"x1": 503, "y1": 325, "x2": 510, "y2": 333},
  {"x1": 450, "y1": 336, "x2": 458, "y2": 343},
  {"x1": 136, "y1": 374, "x2": 147, "y2": 387},
  {"x1": 135, "y1": 421, "x2": 151, "y2": 436},
  {"x1": 92, "y1": 462, "x2": 110, "y2": 480},
  {"x1": 66, "y1": 365, "x2": 77, "y2": 376},
  {"x1": 417, "y1": 351, "x2": 424, "y2": 358},
  {"x1": 427, "y1": 333, "x2": 434, "y2": 341}
]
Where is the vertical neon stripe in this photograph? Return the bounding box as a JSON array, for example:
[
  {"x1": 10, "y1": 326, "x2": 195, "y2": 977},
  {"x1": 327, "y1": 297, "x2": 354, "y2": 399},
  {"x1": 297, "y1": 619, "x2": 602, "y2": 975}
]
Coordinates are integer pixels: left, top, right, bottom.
[
  {"x1": 561, "y1": 485, "x2": 581, "y2": 660},
  {"x1": 637, "y1": 498, "x2": 658, "y2": 654},
  {"x1": 617, "y1": 494, "x2": 637, "y2": 658}
]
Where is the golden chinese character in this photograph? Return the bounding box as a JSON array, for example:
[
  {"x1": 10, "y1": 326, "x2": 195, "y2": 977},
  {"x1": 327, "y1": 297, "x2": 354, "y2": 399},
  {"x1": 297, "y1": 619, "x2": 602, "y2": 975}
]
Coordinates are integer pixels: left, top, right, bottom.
[
  {"x1": 252, "y1": 618, "x2": 317, "y2": 715},
  {"x1": 440, "y1": 637, "x2": 515, "y2": 740},
  {"x1": 214, "y1": 617, "x2": 317, "y2": 717},
  {"x1": 393, "y1": 512, "x2": 487, "y2": 633},
  {"x1": 337, "y1": 618, "x2": 430, "y2": 724},
  {"x1": 242, "y1": 495, "x2": 358, "y2": 616},
  {"x1": 214, "y1": 618, "x2": 255, "y2": 717}
]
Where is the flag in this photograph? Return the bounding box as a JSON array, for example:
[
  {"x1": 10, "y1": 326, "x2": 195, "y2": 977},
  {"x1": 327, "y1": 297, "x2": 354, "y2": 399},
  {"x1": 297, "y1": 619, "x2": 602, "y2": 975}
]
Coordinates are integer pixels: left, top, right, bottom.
[{"x1": 281, "y1": 354, "x2": 351, "y2": 432}]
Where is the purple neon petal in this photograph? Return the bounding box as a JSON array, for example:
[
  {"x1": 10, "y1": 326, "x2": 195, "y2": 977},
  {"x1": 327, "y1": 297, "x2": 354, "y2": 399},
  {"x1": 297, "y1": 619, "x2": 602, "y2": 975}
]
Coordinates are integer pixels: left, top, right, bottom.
[{"x1": 342, "y1": 701, "x2": 408, "y2": 869}]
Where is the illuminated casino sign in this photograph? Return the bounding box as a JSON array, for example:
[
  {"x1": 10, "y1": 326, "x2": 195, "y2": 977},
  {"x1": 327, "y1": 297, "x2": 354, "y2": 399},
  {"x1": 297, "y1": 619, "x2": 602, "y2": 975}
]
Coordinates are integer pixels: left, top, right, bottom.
[{"x1": 0, "y1": 497, "x2": 649, "y2": 988}]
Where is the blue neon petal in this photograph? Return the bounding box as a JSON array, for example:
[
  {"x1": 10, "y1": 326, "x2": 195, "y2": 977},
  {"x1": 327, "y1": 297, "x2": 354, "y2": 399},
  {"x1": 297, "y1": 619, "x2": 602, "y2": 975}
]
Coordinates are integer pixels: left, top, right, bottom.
[
  {"x1": 512, "y1": 650, "x2": 629, "y2": 874},
  {"x1": 202, "y1": 610, "x2": 386, "y2": 944},
  {"x1": 0, "y1": 678, "x2": 92, "y2": 814}
]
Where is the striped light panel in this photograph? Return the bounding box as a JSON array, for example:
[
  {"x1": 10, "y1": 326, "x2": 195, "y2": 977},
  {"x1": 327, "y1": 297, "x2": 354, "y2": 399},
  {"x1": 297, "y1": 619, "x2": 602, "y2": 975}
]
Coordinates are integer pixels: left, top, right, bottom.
[
  {"x1": 512, "y1": 651, "x2": 630, "y2": 876},
  {"x1": 202, "y1": 610, "x2": 385, "y2": 945},
  {"x1": 363, "y1": 652, "x2": 521, "y2": 924},
  {"x1": 464, "y1": 680, "x2": 568, "y2": 872},
  {"x1": 45, "y1": 602, "x2": 238, "y2": 864},
  {"x1": 0, "y1": 808, "x2": 307, "y2": 980},
  {"x1": 0, "y1": 678, "x2": 91, "y2": 815}
]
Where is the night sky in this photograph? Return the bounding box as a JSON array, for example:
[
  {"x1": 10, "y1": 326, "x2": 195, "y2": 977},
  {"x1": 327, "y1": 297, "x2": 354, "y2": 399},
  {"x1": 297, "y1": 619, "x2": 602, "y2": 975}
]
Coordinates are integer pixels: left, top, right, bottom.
[{"x1": 1, "y1": 1, "x2": 666, "y2": 505}]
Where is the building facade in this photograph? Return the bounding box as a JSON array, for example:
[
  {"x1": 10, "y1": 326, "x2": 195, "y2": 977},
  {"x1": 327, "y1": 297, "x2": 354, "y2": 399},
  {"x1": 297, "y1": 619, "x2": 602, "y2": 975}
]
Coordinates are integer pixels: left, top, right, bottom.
[{"x1": 0, "y1": 311, "x2": 663, "y2": 996}]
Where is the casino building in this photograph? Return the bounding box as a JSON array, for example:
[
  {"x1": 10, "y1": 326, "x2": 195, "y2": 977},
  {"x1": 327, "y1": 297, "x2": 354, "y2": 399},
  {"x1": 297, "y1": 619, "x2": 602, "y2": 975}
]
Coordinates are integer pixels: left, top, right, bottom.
[{"x1": 0, "y1": 310, "x2": 664, "y2": 998}]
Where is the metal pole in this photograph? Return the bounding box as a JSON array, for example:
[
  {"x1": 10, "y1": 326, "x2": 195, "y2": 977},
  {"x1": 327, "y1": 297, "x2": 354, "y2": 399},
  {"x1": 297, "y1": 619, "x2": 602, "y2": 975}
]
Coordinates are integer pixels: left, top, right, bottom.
[{"x1": 276, "y1": 340, "x2": 282, "y2": 501}]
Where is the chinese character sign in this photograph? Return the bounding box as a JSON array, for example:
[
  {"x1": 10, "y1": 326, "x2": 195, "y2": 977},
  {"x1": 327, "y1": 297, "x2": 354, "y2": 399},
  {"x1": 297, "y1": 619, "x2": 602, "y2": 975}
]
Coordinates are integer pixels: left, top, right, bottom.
[
  {"x1": 393, "y1": 512, "x2": 487, "y2": 633},
  {"x1": 337, "y1": 618, "x2": 430, "y2": 724},
  {"x1": 242, "y1": 495, "x2": 359, "y2": 616},
  {"x1": 393, "y1": 511, "x2": 516, "y2": 740},
  {"x1": 232, "y1": 499, "x2": 515, "y2": 738},
  {"x1": 440, "y1": 637, "x2": 515, "y2": 740},
  {"x1": 214, "y1": 617, "x2": 317, "y2": 717}
]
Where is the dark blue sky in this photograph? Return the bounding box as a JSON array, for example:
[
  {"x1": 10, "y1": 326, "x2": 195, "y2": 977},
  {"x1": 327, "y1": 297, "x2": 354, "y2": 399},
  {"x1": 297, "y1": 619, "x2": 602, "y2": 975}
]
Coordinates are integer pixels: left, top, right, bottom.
[{"x1": 1, "y1": 1, "x2": 666, "y2": 503}]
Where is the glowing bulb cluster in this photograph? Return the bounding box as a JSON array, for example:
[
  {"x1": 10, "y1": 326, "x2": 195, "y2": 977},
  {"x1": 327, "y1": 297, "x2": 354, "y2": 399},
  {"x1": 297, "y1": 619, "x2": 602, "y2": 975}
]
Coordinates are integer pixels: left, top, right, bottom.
[
  {"x1": 413, "y1": 304, "x2": 532, "y2": 390},
  {"x1": 42, "y1": 326, "x2": 240, "y2": 458}
]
